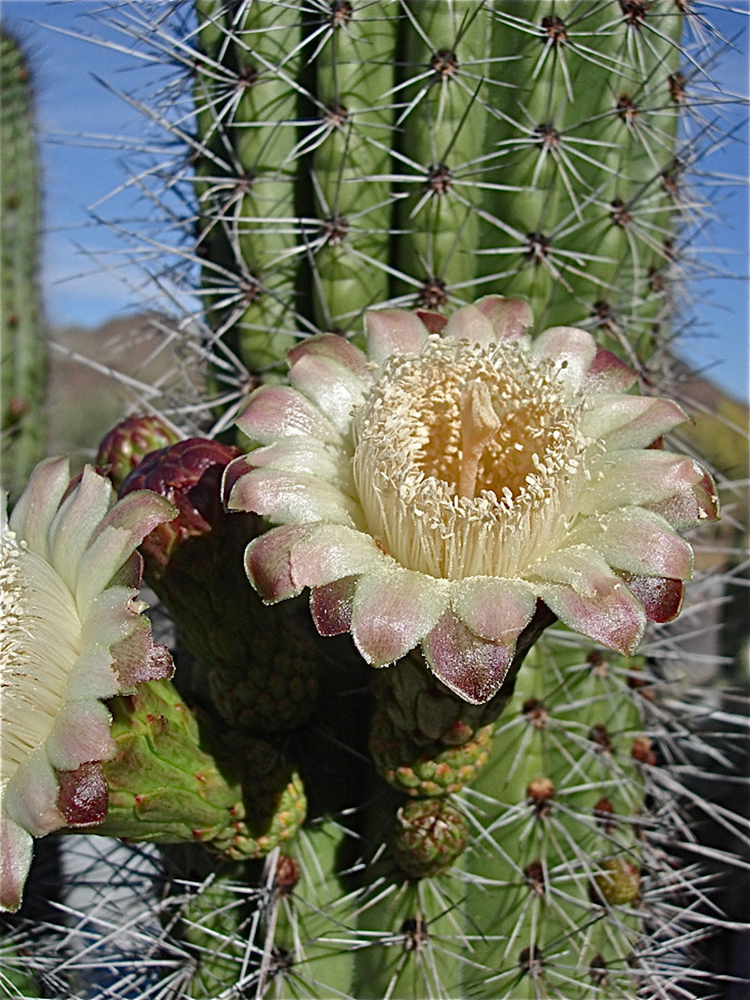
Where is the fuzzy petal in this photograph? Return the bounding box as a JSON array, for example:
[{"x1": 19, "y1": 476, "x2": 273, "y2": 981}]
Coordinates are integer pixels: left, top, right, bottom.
[
  {"x1": 110, "y1": 618, "x2": 174, "y2": 690},
  {"x1": 48, "y1": 466, "x2": 113, "y2": 591},
  {"x1": 565, "y1": 508, "x2": 694, "y2": 580},
  {"x1": 475, "y1": 295, "x2": 533, "y2": 342},
  {"x1": 234, "y1": 437, "x2": 356, "y2": 494},
  {"x1": 364, "y1": 309, "x2": 429, "y2": 365},
  {"x1": 45, "y1": 700, "x2": 115, "y2": 772},
  {"x1": 290, "y1": 524, "x2": 383, "y2": 590},
  {"x1": 289, "y1": 353, "x2": 369, "y2": 436},
  {"x1": 531, "y1": 325, "x2": 597, "y2": 391},
  {"x1": 584, "y1": 347, "x2": 638, "y2": 393},
  {"x1": 647, "y1": 467, "x2": 720, "y2": 529},
  {"x1": 531, "y1": 549, "x2": 646, "y2": 655},
  {"x1": 245, "y1": 524, "x2": 313, "y2": 602},
  {"x1": 227, "y1": 467, "x2": 362, "y2": 528},
  {"x1": 4, "y1": 746, "x2": 66, "y2": 838},
  {"x1": 288, "y1": 334, "x2": 373, "y2": 384},
  {"x1": 581, "y1": 451, "x2": 715, "y2": 518},
  {"x1": 0, "y1": 814, "x2": 33, "y2": 913},
  {"x1": 452, "y1": 577, "x2": 536, "y2": 641},
  {"x1": 623, "y1": 574, "x2": 684, "y2": 624},
  {"x1": 57, "y1": 762, "x2": 108, "y2": 827},
  {"x1": 8, "y1": 456, "x2": 70, "y2": 561},
  {"x1": 443, "y1": 304, "x2": 496, "y2": 347},
  {"x1": 351, "y1": 568, "x2": 449, "y2": 666},
  {"x1": 423, "y1": 608, "x2": 517, "y2": 705},
  {"x1": 584, "y1": 395, "x2": 687, "y2": 449},
  {"x1": 310, "y1": 576, "x2": 356, "y2": 636},
  {"x1": 236, "y1": 384, "x2": 341, "y2": 445}
]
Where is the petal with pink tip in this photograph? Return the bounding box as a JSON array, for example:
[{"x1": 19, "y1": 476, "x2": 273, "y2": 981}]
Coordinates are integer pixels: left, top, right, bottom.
[
  {"x1": 415, "y1": 310, "x2": 447, "y2": 334},
  {"x1": 75, "y1": 492, "x2": 176, "y2": 612},
  {"x1": 4, "y1": 746, "x2": 66, "y2": 838},
  {"x1": 584, "y1": 347, "x2": 638, "y2": 393},
  {"x1": 228, "y1": 467, "x2": 363, "y2": 528},
  {"x1": 234, "y1": 437, "x2": 355, "y2": 493},
  {"x1": 530, "y1": 549, "x2": 646, "y2": 654},
  {"x1": 236, "y1": 384, "x2": 341, "y2": 445},
  {"x1": 531, "y1": 326, "x2": 597, "y2": 391},
  {"x1": 245, "y1": 524, "x2": 313, "y2": 603},
  {"x1": 452, "y1": 577, "x2": 536, "y2": 642},
  {"x1": 288, "y1": 333, "x2": 373, "y2": 384},
  {"x1": 364, "y1": 309, "x2": 429, "y2": 365},
  {"x1": 584, "y1": 395, "x2": 687, "y2": 449},
  {"x1": 351, "y1": 568, "x2": 449, "y2": 666},
  {"x1": 582, "y1": 451, "x2": 715, "y2": 517},
  {"x1": 310, "y1": 576, "x2": 356, "y2": 636},
  {"x1": 647, "y1": 467, "x2": 720, "y2": 529},
  {"x1": 622, "y1": 574, "x2": 684, "y2": 623},
  {"x1": 443, "y1": 304, "x2": 495, "y2": 347},
  {"x1": 48, "y1": 466, "x2": 113, "y2": 591},
  {"x1": 8, "y1": 456, "x2": 70, "y2": 561},
  {"x1": 566, "y1": 507, "x2": 694, "y2": 580},
  {"x1": 475, "y1": 295, "x2": 533, "y2": 342},
  {"x1": 0, "y1": 816, "x2": 33, "y2": 912},
  {"x1": 57, "y1": 762, "x2": 108, "y2": 827},
  {"x1": 289, "y1": 353, "x2": 369, "y2": 436},
  {"x1": 66, "y1": 642, "x2": 121, "y2": 702},
  {"x1": 45, "y1": 700, "x2": 116, "y2": 772},
  {"x1": 290, "y1": 523, "x2": 383, "y2": 589},
  {"x1": 422, "y1": 608, "x2": 517, "y2": 705},
  {"x1": 110, "y1": 619, "x2": 173, "y2": 690}
]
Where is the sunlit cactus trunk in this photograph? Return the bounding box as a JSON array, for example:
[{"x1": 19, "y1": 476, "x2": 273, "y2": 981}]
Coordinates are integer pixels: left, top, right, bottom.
[{"x1": 0, "y1": 28, "x2": 47, "y2": 503}]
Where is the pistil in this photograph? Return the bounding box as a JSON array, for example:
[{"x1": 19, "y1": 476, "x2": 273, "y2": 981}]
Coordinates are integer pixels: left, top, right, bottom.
[{"x1": 458, "y1": 380, "x2": 501, "y2": 499}]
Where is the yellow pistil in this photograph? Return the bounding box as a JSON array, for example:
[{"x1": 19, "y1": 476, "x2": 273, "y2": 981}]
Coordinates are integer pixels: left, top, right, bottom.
[{"x1": 459, "y1": 380, "x2": 501, "y2": 499}]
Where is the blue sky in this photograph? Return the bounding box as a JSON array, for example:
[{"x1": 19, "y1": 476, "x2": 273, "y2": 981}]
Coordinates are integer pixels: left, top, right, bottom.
[{"x1": 2, "y1": 0, "x2": 748, "y2": 400}]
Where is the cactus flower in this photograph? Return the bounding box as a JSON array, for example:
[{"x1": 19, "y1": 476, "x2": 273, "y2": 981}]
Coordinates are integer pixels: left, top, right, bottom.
[
  {"x1": 0, "y1": 458, "x2": 176, "y2": 911},
  {"x1": 225, "y1": 297, "x2": 718, "y2": 705}
]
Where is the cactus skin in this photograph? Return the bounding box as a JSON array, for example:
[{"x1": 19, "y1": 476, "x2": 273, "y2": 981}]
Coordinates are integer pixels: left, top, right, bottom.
[{"x1": 0, "y1": 29, "x2": 46, "y2": 503}]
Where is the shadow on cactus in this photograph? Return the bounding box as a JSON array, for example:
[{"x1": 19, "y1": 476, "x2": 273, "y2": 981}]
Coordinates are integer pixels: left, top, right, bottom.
[{"x1": 1, "y1": 2, "x2": 748, "y2": 999}]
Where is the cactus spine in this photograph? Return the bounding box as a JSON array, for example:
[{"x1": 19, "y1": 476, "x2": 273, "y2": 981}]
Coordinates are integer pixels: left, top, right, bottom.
[{"x1": 0, "y1": 29, "x2": 47, "y2": 503}]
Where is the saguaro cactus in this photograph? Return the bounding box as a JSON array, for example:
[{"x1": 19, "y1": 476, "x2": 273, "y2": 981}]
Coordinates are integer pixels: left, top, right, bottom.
[
  {"x1": 3, "y1": 3, "x2": 745, "y2": 1000},
  {"x1": 0, "y1": 28, "x2": 47, "y2": 502}
]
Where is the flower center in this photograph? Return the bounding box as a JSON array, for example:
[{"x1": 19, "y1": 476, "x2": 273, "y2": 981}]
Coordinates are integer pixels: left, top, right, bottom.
[
  {"x1": 352, "y1": 337, "x2": 589, "y2": 580},
  {"x1": 1, "y1": 526, "x2": 81, "y2": 783}
]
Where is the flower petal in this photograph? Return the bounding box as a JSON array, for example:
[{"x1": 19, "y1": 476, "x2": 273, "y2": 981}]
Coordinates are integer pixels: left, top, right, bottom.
[
  {"x1": 531, "y1": 325, "x2": 597, "y2": 391},
  {"x1": 531, "y1": 549, "x2": 646, "y2": 654},
  {"x1": 49, "y1": 466, "x2": 113, "y2": 591},
  {"x1": 45, "y1": 700, "x2": 115, "y2": 772},
  {"x1": 475, "y1": 295, "x2": 533, "y2": 342},
  {"x1": 56, "y1": 762, "x2": 108, "y2": 827},
  {"x1": 583, "y1": 395, "x2": 687, "y2": 449},
  {"x1": 622, "y1": 574, "x2": 684, "y2": 623},
  {"x1": 647, "y1": 466, "x2": 720, "y2": 529},
  {"x1": 236, "y1": 384, "x2": 341, "y2": 445},
  {"x1": 581, "y1": 450, "x2": 715, "y2": 518},
  {"x1": 227, "y1": 467, "x2": 362, "y2": 528},
  {"x1": 245, "y1": 524, "x2": 313, "y2": 602},
  {"x1": 289, "y1": 353, "x2": 369, "y2": 436},
  {"x1": 443, "y1": 304, "x2": 496, "y2": 347},
  {"x1": 422, "y1": 608, "x2": 517, "y2": 705},
  {"x1": 310, "y1": 576, "x2": 356, "y2": 636},
  {"x1": 3, "y1": 745, "x2": 66, "y2": 838},
  {"x1": 452, "y1": 577, "x2": 536, "y2": 641},
  {"x1": 584, "y1": 347, "x2": 638, "y2": 393},
  {"x1": 565, "y1": 507, "x2": 694, "y2": 580},
  {"x1": 287, "y1": 333, "x2": 373, "y2": 384},
  {"x1": 290, "y1": 524, "x2": 383, "y2": 590},
  {"x1": 364, "y1": 309, "x2": 429, "y2": 365},
  {"x1": 351, "y1": 567, "x2": 449, "y2": 666},
  {"x1": 0, "y1": 815, "x2": 33, "y2": 913},
  {"x1": 232, "y1": 437, "x2": 355, "y2": 494},
  {"x1": 8, "y1": 456, "x2": 70, "y2": 561}
]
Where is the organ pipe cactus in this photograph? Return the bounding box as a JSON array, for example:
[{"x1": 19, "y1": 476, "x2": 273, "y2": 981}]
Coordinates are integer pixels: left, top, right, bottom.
[
  {"x1": 2, "y1": 3, "x2": 747, "y2": 1000},
  {"x1": 0, "y1": 29, "x2": 47, "y2": 504}
]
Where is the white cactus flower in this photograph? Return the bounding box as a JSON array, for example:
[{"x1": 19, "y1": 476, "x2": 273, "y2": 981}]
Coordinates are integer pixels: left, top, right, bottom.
[
  {"x1": 224, "y1": 297, "x2": 719, "y2": 706},
  {"x1": 1, "y1": 458, "x2": 175, "y2": 912}
]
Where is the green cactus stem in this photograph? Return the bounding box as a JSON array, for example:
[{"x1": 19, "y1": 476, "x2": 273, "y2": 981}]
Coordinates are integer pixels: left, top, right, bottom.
[{"x1": 0, "y1": 28, "x2": 47, "y2": 503}]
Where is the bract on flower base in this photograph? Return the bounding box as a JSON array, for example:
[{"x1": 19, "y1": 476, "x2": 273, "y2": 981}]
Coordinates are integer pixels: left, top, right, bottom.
[
  {"x1": 224, "y1": 296, "x2": 719, "y2": 705},
  {"x1": 1, "y1": 458, "x2": 176, "y2": 912}
]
